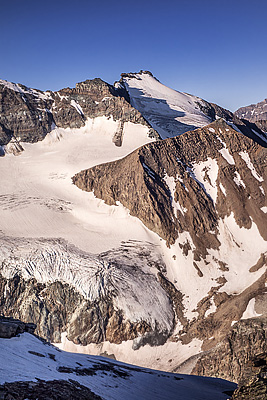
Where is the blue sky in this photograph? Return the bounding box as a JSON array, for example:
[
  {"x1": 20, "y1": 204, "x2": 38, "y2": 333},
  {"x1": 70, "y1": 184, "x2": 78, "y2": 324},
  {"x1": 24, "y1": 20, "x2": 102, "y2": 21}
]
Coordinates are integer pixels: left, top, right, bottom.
[{"x1": 1, "y1": 0, "x2": 267, "y2": 111}]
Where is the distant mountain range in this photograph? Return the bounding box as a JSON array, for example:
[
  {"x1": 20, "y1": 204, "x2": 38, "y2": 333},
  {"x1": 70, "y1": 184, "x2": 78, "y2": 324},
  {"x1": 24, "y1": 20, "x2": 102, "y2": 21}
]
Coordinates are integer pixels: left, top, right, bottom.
[
  {"x1": 235, "y1": 97, "x2": 267, "y2": 133},
  {"x1": 0, "y1": 71, "x2": 266, "y2": 399}
]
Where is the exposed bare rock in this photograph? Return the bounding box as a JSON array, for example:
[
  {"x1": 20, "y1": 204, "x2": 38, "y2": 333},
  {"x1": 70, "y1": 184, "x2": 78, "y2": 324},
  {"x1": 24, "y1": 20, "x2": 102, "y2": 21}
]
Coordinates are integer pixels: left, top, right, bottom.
[
  {"x1": 0, "y1": 316, "x2": 36, "y2": 338},
  {"x1": 230, "y1": 353, "x2": 267, "y2": 400},
  {"x1": 0, "y1": 379, "x2": 103, "y2": 400},
  {"x1": 0, "y1": 272, "x2": 153, "y2": 345},
  {"x1": 192, "y1": 317, "x2": 267, "y2": 384},
  {"x1": 235, "y1": 98, "x2": 267, "y2": 133},
  {"x1": 73, "y1": 118, "x2": 267, "y2": 253},
  {"x1": 0, "y1": 82, "x2": 54, "y2": 145},
  {"x1": 0, "y1": 78, "x2": 158, "y2": 150},
  {"x1": 0, "y1": 237, "x2": 173, "y2": 347}
]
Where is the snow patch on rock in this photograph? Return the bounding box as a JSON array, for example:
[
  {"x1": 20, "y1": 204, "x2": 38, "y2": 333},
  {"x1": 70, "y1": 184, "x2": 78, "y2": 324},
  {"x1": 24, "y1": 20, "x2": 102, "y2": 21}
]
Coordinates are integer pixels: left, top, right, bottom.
[
  {"x1": 233, "y1": 171, "x2": 246, "y2": 188},
  {"x1": 241, "y1": 298, "x2": 262, "y2": 320},
  {"x1": 239, "y1": 151, "x2": 264, "y2": 182},
  {"x1": 191, "y1": 158, "x2": 219, "y2": 202}
]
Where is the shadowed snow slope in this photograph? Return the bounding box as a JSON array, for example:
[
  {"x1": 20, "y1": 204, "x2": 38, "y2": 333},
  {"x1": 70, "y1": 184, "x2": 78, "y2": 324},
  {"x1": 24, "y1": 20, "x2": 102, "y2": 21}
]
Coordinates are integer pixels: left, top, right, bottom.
[
  {"x1": 0, "y1": 332, "x2": 236, "y2": 400},
  {"x1": 120, "y1": 71, "x2": 213, "y2": 138}
]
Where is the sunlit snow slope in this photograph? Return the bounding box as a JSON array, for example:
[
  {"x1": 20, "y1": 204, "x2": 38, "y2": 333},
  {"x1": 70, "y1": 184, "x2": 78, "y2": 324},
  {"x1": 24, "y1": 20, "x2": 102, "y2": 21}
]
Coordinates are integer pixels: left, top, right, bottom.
[
  {"x1": 120, "y1": 71, "x2": 212, "y2": 138},
  {"x1": 0, "y1": 117, "x2": 155, "y2": 253}
]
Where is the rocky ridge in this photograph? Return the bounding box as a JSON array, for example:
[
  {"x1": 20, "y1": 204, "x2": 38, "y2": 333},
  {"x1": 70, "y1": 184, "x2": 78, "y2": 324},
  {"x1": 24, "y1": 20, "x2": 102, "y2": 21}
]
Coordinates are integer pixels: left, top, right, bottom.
[
  {"x1": 72, "y1": 117, "x2": 267, "y2": 370},
  {"x1": 235, "y1": 98, "x2": 267, "y2": 134},
  {"x1": 0, "y1": 77, "x2": 158, "y2": 151},
  {"x1": 2, "y1": 71, "x2": 265, "y2": 155},
  {"x1": 0, "y1": 315, "x2": 36, "y2": 339},
  {"x1": 73, "y1": 118, "x2": 267, "y2": 250}
]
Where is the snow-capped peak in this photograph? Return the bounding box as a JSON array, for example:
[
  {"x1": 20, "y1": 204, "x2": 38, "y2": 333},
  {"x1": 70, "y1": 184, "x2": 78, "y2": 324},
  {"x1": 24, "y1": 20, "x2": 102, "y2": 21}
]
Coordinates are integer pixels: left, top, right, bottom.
[
  {"x1": 120, "y1": 71, "x2": 212, "y2": 139},
  {"x1": 0, "y1": 79, "x2": 52, "y2": 100}
]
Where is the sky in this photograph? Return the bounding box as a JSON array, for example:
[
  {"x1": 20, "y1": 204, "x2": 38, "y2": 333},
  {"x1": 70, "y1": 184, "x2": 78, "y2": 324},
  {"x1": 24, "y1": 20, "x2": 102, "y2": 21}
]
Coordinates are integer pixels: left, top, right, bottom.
[{"x1": 1, "y1": 0, "x2": 267, "y2": 111}]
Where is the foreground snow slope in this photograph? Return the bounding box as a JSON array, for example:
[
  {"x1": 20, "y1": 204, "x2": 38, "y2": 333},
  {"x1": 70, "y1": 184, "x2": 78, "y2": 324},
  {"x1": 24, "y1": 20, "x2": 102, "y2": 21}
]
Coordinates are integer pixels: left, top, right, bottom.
[{"x1": 0, "y1": 333, "x2": 236, "y2": 400}]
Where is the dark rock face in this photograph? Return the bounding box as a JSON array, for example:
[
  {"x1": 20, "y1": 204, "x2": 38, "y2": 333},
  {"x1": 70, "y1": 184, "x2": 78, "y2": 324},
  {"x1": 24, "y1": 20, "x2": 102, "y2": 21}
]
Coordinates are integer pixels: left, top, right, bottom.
[
  {"x1": 0, "y1": 273, "x2": 151, "y2": 345},
  {"x1": 192, "y1": 317, "x2": 267, "y2": 385},
  {"x1": 0, "y1": 236, "x2": 174, "y2": 347},
  {"x1": 52, "y1": 78, "x2": 155, "y2": 133},
  {"x1": 73, "y1": 118, "x2": 267, "y2": 253},
  {"x1": 0, "y1": 316, "x2": 36, "y2": 338},
  {"x1": 0, "y1": 78, "x2": 158, "y2": 148},
  {"x1": 0, "y1": 380, "x2": 103, "y2": 400},
  {"x1": 0, "y1": 83, "x2": 54, "y2": 145},
  {"x1": 231, "y1": 353, "x2": 267, "y2": 400}
]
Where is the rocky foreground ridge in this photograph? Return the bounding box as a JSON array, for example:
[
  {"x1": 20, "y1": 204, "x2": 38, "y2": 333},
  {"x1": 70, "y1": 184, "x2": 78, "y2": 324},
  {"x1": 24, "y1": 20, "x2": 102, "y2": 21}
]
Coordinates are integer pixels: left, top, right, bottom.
[{"x1": 2, "y1": 316, "x2": 267, "y2": 399}]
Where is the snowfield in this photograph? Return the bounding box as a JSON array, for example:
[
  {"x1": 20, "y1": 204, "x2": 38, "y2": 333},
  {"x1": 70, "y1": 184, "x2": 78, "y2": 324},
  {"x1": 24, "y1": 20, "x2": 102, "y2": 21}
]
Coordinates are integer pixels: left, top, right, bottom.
[
  {"x1": 121, "y1": 72, "x2": 212, "y2": 139},
  {"x1": 0, "y1": 333, "x2": 236, "y2": 400},
  {"x1": 0, "y1": 117, "x2": 155, "y2": 254}
]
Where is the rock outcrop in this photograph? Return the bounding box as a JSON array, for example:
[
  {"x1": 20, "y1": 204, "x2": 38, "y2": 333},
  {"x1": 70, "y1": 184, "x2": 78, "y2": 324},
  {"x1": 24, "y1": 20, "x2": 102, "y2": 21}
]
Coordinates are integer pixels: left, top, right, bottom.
[
  {"x1": 231, "y1": 352, "x2": 267, "y2": 399},
  {"x1": 0, "y1": 78, "x2": 158, "y2": 150},
  {"x1": 73, "y1": 118, "x2": 267, "y2": 251},
  {"x1": 235, "y1": 98, "x2": 267, "y2": 134},
  {"x1": 0, "y1": 316, "x2": 36, "y2": 338},
  {"x1": 0, "y1": 380, "x2": 103, "y2": 400},
  {"x1": 192, "y1": 317, "x2": 267, "y2": 384}
]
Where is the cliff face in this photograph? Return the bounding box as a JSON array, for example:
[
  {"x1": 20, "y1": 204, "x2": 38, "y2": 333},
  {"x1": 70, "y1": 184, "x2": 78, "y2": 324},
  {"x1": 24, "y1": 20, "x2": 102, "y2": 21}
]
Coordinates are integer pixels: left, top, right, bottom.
[
  {"x1": 235, "y1": 98, "x2": 267, "y2": 134},
  {"x1": 73, "y1": 118, "x2": 267, "y2": 252},
  {"x1": 192, "y1": 317, "x2": 267, "y2": 384},
  {"x1": 234, "y1": 97, "x2": 267, "y2": 151},
  {"x1": 231, "y1": 352, "x2": 267, "y2": 400},
  {"x1": 0, "y1": 237, "x2": 173, "y2": 347},
  {"x1": 0, "y1": 78, "x2": 158, "y2": 149}
]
